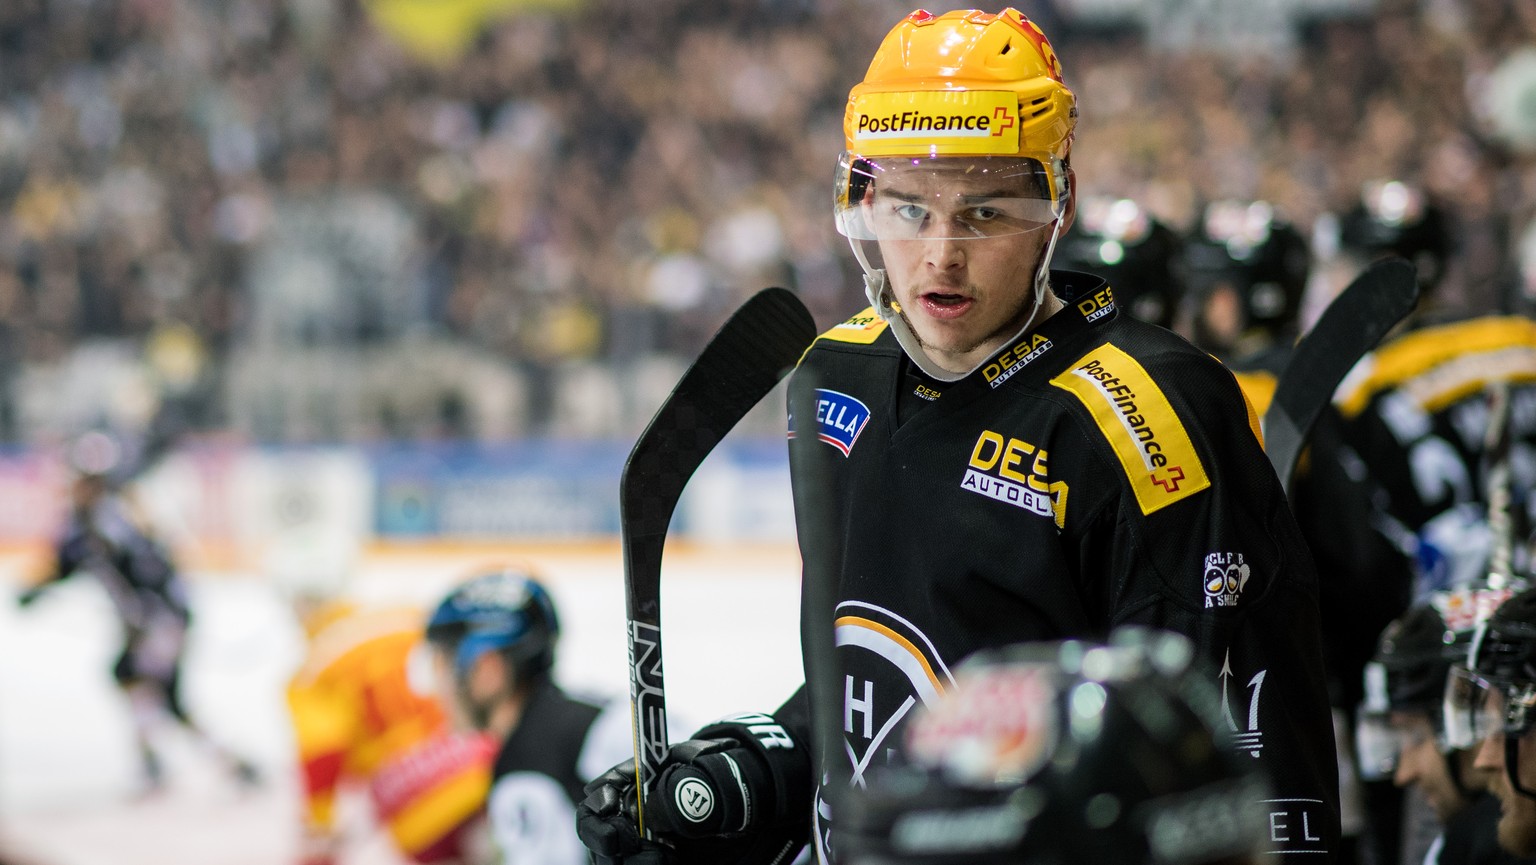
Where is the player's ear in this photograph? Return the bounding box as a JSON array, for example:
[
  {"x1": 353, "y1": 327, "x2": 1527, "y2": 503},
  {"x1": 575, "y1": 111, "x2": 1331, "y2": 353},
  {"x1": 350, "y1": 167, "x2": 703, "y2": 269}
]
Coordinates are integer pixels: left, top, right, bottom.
[{"x1": 1059, "y1": 164, "x2": 1076, "y2": 235}]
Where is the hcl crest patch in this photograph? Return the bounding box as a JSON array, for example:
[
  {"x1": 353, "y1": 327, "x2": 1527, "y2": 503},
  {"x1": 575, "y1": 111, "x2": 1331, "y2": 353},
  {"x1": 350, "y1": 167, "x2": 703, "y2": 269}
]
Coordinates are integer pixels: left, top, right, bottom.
[
  {"x1": 790, "y1": 389, "x2": 871, "y2": 457},
  {"x1": 1204, "y1": 552, "x2": 1250, "y2": 608}
]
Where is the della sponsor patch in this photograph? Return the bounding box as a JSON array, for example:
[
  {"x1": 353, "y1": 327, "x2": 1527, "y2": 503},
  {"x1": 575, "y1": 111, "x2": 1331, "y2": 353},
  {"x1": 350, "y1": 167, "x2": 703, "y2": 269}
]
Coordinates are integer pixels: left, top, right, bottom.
[{"x1": 789, "y1": 388, "x2": 872, "y2": 457}]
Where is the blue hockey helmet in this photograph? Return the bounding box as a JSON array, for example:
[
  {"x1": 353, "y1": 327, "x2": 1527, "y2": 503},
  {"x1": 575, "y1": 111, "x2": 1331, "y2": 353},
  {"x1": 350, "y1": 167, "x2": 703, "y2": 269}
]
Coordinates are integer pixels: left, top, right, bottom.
[{"x1": 426, "y1": 567, "x2": 560, "y2": 685}]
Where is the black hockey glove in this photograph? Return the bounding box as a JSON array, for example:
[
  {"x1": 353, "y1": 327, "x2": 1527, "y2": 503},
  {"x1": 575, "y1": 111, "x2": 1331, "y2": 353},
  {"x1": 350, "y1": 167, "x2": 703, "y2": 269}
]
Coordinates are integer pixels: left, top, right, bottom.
[{"x1": 577, "y1": 713, "x2": 812, "y2": 865}]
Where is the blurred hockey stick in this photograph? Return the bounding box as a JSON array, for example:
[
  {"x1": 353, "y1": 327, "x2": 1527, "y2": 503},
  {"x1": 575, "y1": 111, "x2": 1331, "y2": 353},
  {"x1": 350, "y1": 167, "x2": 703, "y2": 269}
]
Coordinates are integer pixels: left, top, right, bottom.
[
  {"x1": 620, "y1": 287, "x2": 816, "y2": 835},
  {"x1": 1483, "y1": 380, "x2": 1521, "y2": 590},
  {"x1": 1263, "y1": 257, "x2": 1419, "y2": 495}
]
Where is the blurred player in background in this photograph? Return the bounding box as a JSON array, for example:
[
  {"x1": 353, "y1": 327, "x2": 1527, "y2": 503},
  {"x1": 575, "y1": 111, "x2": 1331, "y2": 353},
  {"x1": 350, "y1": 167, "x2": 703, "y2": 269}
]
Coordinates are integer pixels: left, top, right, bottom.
[
  {"x1": 15, "y1": 429, "x2": 258, "y2": 794},
  {"x1": 578, "y1": 8, "x2": 1338, "y2": 864},
  {"x1": 1356, "y1": 590, "x2": 1526, "y2": 865},
  {"x1": 1053, "y1": 195, "x2": 1186, "y2": 331},
  {"x1": 836, "y1": 628, "x2": 1271, "y2": 865},
  {"x1": 1450, "y1": 587, "x2": 1536, "y2": 860},
  {"x1": 285, "y1": 579, "x2": 497, "y2": 865},
  {"x1": 1295, "y1": 181, "x2": 1536, "y2": 864},
  {"x1": 1180, "y1": 199, "x2": 1312, "y2": 374},
  {"x1": 424, "y1": 567, "x2": 632, "y2": 865}
]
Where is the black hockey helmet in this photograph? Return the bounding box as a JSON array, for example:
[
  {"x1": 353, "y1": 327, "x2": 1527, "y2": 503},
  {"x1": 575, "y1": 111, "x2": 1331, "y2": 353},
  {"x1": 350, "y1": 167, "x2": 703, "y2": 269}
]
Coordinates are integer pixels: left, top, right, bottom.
[
  {"x1": 1054, "y1": 196, "x2": 1186, "y2": 329},
  {"x1": 1374, "y1": 602, "x2": 1467, "y2": 714},
  {"x1": 837, "y1": 627, "x2": 1269, "y2": 865},
  {"x1": 1336, "y1": 179, "x2": 1450, "y2": 293},
  {"x1": 426, "y1": 566, "x2": 560, "y2": 688},
  {"x1": 1444, "y1": 587, "x2": 1536, "y2": 798},
  {"x1": 1356, "y1": 589, "x2": 1507, "y2": 781},
  {"x1": 1183, "y1": 200, "x2": 1310, "y2": 352}
]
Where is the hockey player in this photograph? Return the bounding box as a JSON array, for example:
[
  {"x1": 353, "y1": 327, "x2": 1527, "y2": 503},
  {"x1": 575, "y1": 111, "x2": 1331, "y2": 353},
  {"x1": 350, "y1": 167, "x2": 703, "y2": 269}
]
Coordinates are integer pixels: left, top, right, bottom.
[
  {"x1": 1357, "y1": 590, "x2": 1528, "y2": 865},
  {"x1": 1053, "y1": 195, "x2": 1186, "y2": 331},
  {"x1": 1180, "y1": 198, "x2": 1312, "y2": 374},
  {"x1": 424, "y1": 568, "x2": 632, "y2": 865},
  {"x1": 837, "y1": 628, "x2": 1271, "y2": 865},
  {"x1": 1449, "y1": 588, "x2": 1536, "y2": 859},
  {"x1": 577, "y1": 8, "x2": 1338, "y2": 864},
  {"x1": 286, "y1": 597, "x2": 497, "y2": 865},
  {"x1": 16, "y1": 430, "x2": 258, "y2": 793},
  {"x1": 1314, "y1": 179, "x2": 1536, "y2": 591}
]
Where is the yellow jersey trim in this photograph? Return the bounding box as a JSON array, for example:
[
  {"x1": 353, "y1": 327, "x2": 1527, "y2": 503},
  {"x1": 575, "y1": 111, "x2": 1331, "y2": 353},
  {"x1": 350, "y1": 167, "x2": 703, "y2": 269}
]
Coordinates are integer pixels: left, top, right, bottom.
[
  {"x1": 1051, "y1": 344, "x2": 1210, "y2": 514},
  {"x1": 819, "y1": 307, "x2": 889, "y2": 345},
  {"x1": 1338, "y1": 317, "x2": 1536, "y2": 418},
  {"x1": 391, "y1": 763, "x2": 492, "y2": 854},
  {"x1": 1229, "y1": 368, "x2": 1274, "y2": 447}
]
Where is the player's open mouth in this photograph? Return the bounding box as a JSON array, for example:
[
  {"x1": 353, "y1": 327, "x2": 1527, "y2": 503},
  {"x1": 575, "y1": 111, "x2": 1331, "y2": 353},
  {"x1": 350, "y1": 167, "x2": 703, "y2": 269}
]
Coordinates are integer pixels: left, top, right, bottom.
[{"x1": 921, "y1": 292, "x2": 973, "y2": 319}]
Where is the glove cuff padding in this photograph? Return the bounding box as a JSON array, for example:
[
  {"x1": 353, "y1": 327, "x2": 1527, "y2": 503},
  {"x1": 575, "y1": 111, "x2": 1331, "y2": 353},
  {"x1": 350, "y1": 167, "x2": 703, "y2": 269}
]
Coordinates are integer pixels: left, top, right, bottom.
[{"x1": 691, "y1": 712, "x2": 813, "y2": 836}]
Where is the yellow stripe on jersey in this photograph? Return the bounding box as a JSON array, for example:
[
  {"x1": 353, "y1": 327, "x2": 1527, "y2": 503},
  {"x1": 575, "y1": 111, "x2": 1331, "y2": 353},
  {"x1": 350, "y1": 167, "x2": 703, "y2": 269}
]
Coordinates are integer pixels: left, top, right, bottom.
[
  {"x1": 818, "y1": 307, "x2": 889, "y2": 345},
  {"x1": 1051, "y1": 344, "x2": 1210, "y2": 514},
  {"x1": 1337, "y1": 317, "x2": 1536, "y2": 418},
  {"x1": 1229, "y1": 369, "x2": 1273, "y2": 447},
  {"x1": 390, "y1": 763, "x2": 493, "y2": 855},
  {"x1": 834, "y1": 615, "x2": 946, "y2": 695}
]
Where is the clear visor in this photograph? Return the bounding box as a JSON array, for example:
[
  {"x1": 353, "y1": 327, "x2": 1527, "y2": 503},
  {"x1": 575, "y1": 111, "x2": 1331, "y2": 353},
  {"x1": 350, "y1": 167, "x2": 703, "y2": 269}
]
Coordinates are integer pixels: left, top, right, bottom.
[
  {"x1": 835, "y1": 152, "x2": 1063, "y2": 242},
  {"x1": 1441, "y1": 665, "x2": 1536, "y2": 750},
  {"x1": 1355, "y1": 711, "x2": 1443, "y2": 782},
  {"x1": 1354, "y1": 711, "x2": 1401, "y2": 782}
]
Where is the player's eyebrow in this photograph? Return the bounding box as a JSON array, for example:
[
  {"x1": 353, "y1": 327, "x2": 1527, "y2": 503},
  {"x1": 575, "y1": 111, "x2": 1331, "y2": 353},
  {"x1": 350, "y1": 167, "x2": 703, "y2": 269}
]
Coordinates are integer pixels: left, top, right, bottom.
[{"x1": 875, "y1": 188, "x2": 1026, "y2": 202}]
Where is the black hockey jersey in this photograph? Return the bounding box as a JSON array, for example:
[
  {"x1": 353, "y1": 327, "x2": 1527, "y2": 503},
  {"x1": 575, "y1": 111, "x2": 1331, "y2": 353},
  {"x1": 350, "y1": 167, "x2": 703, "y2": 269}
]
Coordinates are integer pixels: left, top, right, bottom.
[
  {"x1": 486, "y1": 681, "x2": 632, "y2": 865},
  {"x1": 785, "y1": 272, "x2": 1340, "y2": 862},
  {"x1": 1320, "y1": 314, "x2": 1536, "y2": 595}
]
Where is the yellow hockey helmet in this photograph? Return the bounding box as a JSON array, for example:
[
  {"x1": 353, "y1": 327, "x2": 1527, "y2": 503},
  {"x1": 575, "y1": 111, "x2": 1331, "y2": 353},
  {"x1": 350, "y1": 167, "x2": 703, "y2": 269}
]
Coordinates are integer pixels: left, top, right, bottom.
[
  {"x1": 836, "y1": 9, "x2": 1077, "y2": 241},
  {"x1": 845, "y1": 8, "x2": 1074, "y2": 164}
]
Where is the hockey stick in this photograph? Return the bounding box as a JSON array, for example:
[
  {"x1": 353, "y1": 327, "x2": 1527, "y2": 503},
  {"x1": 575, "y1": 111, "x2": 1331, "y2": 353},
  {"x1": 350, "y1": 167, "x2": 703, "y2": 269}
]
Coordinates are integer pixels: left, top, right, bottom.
[
  {"x1": 621, "y1": 286, "x2": 817, "y2": 833},
  {"x1": 1262, "y1": 257, "x2": 1419, "y2": 495},
  {"x1": 1483, "y1": 380, "x2": 1519, "y2": 590}
]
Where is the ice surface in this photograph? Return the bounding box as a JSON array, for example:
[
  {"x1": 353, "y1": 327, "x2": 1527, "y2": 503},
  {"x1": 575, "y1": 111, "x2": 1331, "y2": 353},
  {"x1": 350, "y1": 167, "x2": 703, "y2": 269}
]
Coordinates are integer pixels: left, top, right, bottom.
[{"x1": 0, "y1": 542, "x2": 803, "y2": 865}]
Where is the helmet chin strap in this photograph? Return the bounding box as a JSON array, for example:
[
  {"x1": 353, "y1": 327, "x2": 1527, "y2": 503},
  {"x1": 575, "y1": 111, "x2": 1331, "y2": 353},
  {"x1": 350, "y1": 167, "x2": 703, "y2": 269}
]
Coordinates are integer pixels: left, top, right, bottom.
[
  {"x1": 1507, "y1": 734, "x2": 1536, "y2": 800},
  {"x1": 857, "y1": 216, "x2": 1067, "y2": 383}
]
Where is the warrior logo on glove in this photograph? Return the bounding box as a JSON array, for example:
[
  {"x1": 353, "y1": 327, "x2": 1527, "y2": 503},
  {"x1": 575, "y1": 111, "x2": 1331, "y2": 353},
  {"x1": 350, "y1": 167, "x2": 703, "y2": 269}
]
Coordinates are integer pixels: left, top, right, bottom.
[{"x1": 676, "y1": 778, "x2": 714, "y2": 823}]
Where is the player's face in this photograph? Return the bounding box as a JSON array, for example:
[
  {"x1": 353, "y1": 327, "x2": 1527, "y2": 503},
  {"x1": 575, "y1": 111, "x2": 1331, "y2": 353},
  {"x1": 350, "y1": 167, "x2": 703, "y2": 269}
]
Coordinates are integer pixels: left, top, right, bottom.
[
  {"x1": 1473, "y1": 693, "x2": 1536, "y2": 856},
  {"x1": 1390, "y1": 713, "x2": 1468, "y2": 821},
  {"x1": 430, "y1": 649, "x2": 470, "y2": 730},
  {"x1": 866, "y1": 163, "x2": 1071, "y2": 374}
]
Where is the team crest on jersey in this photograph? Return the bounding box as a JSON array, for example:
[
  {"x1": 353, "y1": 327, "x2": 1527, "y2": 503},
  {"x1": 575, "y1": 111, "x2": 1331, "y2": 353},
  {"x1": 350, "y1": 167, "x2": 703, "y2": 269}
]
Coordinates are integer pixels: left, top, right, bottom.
[
  {"x1": 1203, "y1": 552, "x2": 1250, "y2": 608},
  {"x1": 834, "y1": 601, "x2": 956, "y2": 787},
  {"x1": 788, "y1": 389, "x2": 871, "y2": 457},
  {"x1": 1050, "y1": 345, "x2": 1210, "y2": 514}
]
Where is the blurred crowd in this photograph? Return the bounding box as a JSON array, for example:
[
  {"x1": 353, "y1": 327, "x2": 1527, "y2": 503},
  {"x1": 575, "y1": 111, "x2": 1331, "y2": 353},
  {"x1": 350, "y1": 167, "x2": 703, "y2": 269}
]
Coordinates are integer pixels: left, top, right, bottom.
[{"x1": 0, "y1": 0, "x2": 1532, "y2": 443}]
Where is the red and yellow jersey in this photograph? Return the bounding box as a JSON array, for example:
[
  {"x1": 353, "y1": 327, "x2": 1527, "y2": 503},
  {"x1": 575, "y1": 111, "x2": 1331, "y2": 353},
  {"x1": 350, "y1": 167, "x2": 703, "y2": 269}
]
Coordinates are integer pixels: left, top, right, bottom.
[{"x1": 287, "y1": 605, "x2": 495, "y2": 863}]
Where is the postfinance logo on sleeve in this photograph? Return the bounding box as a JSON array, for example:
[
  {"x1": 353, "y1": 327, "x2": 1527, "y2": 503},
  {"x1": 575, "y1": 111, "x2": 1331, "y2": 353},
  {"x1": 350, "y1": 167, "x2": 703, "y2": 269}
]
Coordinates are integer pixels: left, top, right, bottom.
[{"x1": 1051, "y1": 345, "x2": 1209, "y2": 514}]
